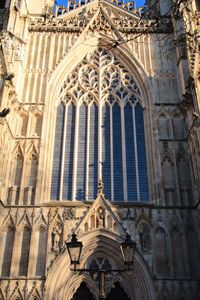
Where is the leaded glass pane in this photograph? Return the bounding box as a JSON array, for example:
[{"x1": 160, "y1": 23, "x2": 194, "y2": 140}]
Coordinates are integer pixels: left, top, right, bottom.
[
  {"x1": 76, "y1": 104, "x2": 87, "y2": 200},
  {"x1": 63, "y1": 104, "x2": 75, "y2": 199},
  {"x1": 113, "y1": 103, "x2": 123, "y2": 201},
  {"x1": 88, "y1": 103, "x2": 98, "y2": 199},
  {"x1": 51, "y1": 103, "x2": 64, "y2": 199},
  {"x1": 125, "y1": 104, "x2": 137, "y2": 201}
]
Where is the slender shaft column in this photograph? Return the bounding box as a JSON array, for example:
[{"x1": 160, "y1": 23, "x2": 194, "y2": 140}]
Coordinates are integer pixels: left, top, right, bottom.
[{"x1": 99, "y1": 270, "x2": 106, "y2": 300}]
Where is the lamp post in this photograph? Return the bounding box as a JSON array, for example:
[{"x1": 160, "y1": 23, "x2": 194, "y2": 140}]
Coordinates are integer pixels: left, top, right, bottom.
[{"x1": 66, "y1": 233, "x2": 137, "y2": 300}]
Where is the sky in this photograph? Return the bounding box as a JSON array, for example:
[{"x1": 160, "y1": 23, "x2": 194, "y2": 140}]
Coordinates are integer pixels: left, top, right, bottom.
[{"x1": 55, "y1": 0, "x2": 146, "y2": 8}]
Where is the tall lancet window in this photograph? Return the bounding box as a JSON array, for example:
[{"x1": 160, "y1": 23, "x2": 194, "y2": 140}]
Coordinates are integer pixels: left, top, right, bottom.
[
  {"x1": 51, "y1": 49, "x2": 149, "y2": 202},
  {"x1": 1, "y1": 227, "x2": 15, "y2": 276}
]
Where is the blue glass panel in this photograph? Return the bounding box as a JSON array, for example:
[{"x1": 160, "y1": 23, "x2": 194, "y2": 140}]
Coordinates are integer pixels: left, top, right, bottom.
[
  {"x1": 88, "y1": 104, "x2": 98, "y2": 200},
  {"x1": 76, "y1": 104, "x2": 87, "y2": 200},
  {"x1": 62, "y1": 104, "x2": 76, "y2": 200},
  {"x1": 113, "y1": 103, "x2": 123, "y2": 201},
  {"x1": 125, "y1": 104, "x2": 137, "y2": 201},
  {"x1": 51, "y1": 103, "x2": 64, "y2": 199},
  {"x1": 102, "y1": 104, "x2": 111, "y2": 199},
  {"x1": 135, "y1": 103, "x2": 149, "y2": 201}
]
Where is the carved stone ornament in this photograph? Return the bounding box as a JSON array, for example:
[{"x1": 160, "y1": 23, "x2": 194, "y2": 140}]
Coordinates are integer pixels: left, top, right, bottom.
[
  {"x1": 76, "y1": 193, "x2": 127, "y2": 236},
  {"x1": 52, "y1": 224, "x2": 63, "y2": 251}
]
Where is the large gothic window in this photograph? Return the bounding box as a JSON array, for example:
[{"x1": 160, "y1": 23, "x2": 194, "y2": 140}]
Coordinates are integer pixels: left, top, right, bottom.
[{"x1": 51, "y1": 49, "x2": 149, "y2": 202}]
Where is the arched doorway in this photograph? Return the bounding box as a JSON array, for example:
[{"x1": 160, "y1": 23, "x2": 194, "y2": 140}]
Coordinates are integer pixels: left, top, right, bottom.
[
  {"x1": 107, "y1": 282, "x2": 130, "y2": 300},
  {"x1": 72, "y1": 281, "x2": 130, "y2": 300},
  {"x1": 72, "y1": 282, "x2": 95, "y2": 300}
]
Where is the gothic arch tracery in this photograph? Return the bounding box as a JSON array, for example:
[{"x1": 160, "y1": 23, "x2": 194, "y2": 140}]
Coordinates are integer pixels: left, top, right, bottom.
[{"x1": 51, "y1": 48, "x2": 149, "y2": 202}]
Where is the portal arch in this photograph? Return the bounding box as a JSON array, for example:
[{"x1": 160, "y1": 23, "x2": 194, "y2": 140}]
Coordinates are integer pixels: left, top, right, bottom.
[{"x1": 45, "y1": 231, "x2": 155, "y2": 300}]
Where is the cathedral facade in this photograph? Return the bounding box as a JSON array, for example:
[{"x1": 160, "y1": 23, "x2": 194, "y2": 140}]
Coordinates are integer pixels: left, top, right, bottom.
[{"x1": 0, "y1": 0, "x2": 200, "y2": 299}]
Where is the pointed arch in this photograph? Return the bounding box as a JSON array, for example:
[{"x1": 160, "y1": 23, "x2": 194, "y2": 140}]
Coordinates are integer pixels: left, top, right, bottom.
[
  {"x1": 18, "y1": 226, "x2": 31, "y2": 276},
  {"x1": 172, "y1": 113, "x2": 186, "y2": 139},
  {"x1": 170, "y1": 226, "x2": 184, "y2": 276},
  {"x1": 1, "y1": 226, "x2": 15, "y2": 276},
  {"x1": 153, "y1": 226, "x2": 169, "y2": 276},
  {"x1": 161, "y1": 156, "x2": 176, "y2": 205},
  {"x1": 45, "y1": 231, "x2": 155, "y2": 300},
  {"x1": 176, "y1": 145, "x2": 192, "y2": 205},
  {"x1": 39, "y1": 37, "x2": 155, "y2": 204},
  {"x1": 158, "y1": 113, "x2": 171, "y2": 139},
  {"x1": 35, "y1": 226, "x2": 47, "y2": 276},
  {"x1": 7, "y1": 147, "x2": 24, "y2": 205}
]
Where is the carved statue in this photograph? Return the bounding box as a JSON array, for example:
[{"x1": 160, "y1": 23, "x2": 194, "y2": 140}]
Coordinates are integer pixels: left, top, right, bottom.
[
  {"x1": 97, "y1": 207, "x2": 105, "y2": 228},
  {"x1": 139, "y1": 224, "x2": 150, "y2": 252},
  {"x1": 52, "y1": 225, "x2": 62, "y2": 251}
]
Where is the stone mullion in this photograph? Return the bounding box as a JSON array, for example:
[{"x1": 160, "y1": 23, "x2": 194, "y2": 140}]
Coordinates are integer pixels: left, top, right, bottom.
[
  {"x1": 59, "y1": 104, "x2": 68, "y2": 201},
  {"x1": 98, "y1": 63, "x2": 102, "y2": 183},
  {"x1": 110, "y1": 105, "x2": 114, "y2": 201},
  {"x1": 85, "y1": 104, "x2": 90, "y2": 201},
  {"x1": 98, "y1": 102, "x2": 102, "y2": 184},
  {"x1": 120, "y1": 104, "x2": 128, "y2": 201},
  {"x1": 10, "y1": 229, "x2": 23, "y2": 276},
  {"x1": 26, "y1": 33, "x2": 37, "y2": 103},
  {"x1": 72, "y1": 104, "x2": 80, "y2": 200},
  {"x1": 132, "y1": 104, "x2": 140, "y2": 201},
  {"x1": 27, "y1": 229, "x2": 38, "y2": 277}
]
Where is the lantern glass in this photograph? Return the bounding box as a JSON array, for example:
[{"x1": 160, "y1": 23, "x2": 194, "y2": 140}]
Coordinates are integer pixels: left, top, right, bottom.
[
  {"x1": 120, "y1": 234, "x2": 137, "y2": 266},
  {"x1": 66, "y1": 233, "x2": 83, "y2": 265}
]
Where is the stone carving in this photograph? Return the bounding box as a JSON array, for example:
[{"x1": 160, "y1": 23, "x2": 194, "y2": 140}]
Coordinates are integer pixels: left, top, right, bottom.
[
  {"x1": 1, "y1": 31, "x2": 12, "y2": 55},
  {"x1": 96, "y1": 207, "x2": 105, "y2": 228},
  {"x1": 60, "y1": 48, "x2": 141, "y2": 106},
  {"x1": 52, "y1": 224, "x2": 62, "y2": 251},
  {"x1": 139, "y1": 223, "x2": 151, "y2": 252},
  {"x1": 14, "y1": 43, "x2": 22, "y2": 60},
  {"x1": 29, "y1": 4, "x2": 172, "y2": 34}
]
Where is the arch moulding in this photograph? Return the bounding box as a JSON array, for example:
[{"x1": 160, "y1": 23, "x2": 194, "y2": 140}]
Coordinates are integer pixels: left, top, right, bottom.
[{"x1": 44, "y1": 230, "x2": 155, "y2": 300}]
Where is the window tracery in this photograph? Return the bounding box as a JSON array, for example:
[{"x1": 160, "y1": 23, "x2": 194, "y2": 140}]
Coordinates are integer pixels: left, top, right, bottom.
[{"x1": 51, "y1": 48, "x2": 149, "y2": 201}]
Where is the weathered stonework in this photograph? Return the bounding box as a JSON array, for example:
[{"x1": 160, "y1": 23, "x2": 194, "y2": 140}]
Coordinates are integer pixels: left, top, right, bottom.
[{"x1": 0, "y1": 0, "x2": 200, "y2": 299}]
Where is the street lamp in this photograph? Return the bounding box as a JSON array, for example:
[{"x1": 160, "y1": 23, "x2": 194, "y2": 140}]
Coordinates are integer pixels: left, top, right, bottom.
[
  {"x1": 66, "y1": 232, "x2": 83, "y2": 269},
  {"x1": 66, "y1": 233, "x2": 137, "y2": 299}
]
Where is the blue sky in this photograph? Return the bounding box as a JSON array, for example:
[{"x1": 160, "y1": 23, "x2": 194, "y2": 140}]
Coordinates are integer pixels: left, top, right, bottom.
[{"x1": 54, "y1": 0, "x2": 145, "y2": 8}]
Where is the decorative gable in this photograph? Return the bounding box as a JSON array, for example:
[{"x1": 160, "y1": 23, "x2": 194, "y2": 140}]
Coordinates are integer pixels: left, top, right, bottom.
[{"x1": 76, "y1": 188, "x2": 126, "y2": 236}]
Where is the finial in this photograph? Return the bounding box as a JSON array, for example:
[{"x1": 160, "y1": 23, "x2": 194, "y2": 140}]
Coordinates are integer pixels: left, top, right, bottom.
[{"x1": 98, "y1": 179, "x2": 104, "y2": 195}]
